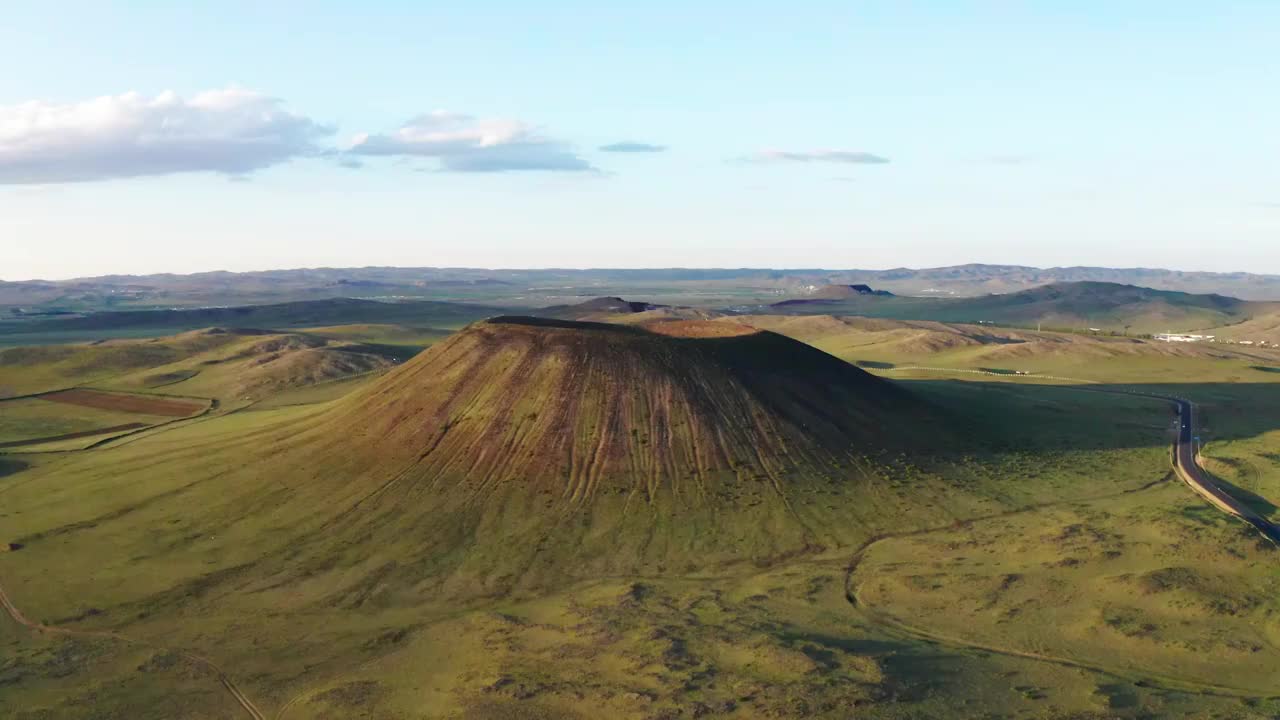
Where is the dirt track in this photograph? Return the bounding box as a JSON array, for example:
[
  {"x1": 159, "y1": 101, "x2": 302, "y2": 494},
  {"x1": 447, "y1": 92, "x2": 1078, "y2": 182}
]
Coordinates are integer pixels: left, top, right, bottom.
[{"x1": 0, "y1": 573, "x2": 265, "y2": 719}]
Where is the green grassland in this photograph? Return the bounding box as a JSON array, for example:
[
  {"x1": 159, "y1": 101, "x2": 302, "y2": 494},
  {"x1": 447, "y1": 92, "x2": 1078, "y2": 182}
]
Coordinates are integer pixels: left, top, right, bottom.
[
  {"x1": 2, "y1": 311, "x2": 1279, "y2": 718},
  {"x1": 854, "y1": 482, "x2": 1280, "y2": 694},
  {"x1": 294, "y1": 323, "x2": 455, "y2": 353}
]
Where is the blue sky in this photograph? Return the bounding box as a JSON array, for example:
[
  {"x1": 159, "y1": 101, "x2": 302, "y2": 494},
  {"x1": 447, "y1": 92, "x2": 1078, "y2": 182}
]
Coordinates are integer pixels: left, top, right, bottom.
[{"x1": 1, "y1": 1, "x2": 1277, "y2": 280}]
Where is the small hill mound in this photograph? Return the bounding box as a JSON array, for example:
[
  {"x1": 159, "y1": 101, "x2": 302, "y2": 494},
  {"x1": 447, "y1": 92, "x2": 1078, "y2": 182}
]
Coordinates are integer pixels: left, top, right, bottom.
[
  {"x1": 537, "y1": 296, "x2": 669, "y2": 320},
  {"x1": 812, "y1": 284, "x2": 895, "y2": 299},
  {"x1": 608, "y1": 306, "x2": 727, "y2": 327},
  {"x1": 940, "y1": 282, "x2": 1261, "y2": 333},
  {"x1": 116, "y1": 331, "x2": 397, "y2": 402},
  {"x1": 774, "y1": 284, "x2": 894, "y2": 307},
  {"x1": 0, "y1": 326, "x2": 398, "y2": 401}
]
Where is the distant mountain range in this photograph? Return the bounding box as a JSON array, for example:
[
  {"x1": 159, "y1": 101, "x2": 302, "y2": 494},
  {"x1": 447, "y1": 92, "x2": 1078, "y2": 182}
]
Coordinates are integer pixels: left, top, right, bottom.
[
  {"x1": 8, "y1": 281, "x2": 1273, "y2": 342},
  {"x1": 4, "y1": 264, "x2": 1280, "y2": 312},
  {"x1": 805, "y1": 265, "x2": 1280, "y2": 300}
]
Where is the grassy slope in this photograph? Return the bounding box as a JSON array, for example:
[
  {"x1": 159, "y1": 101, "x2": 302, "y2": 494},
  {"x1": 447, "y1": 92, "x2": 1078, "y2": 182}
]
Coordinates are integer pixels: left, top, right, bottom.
[
  {"x1": 0, "y1": 328, "x2": 399, "y2": 402},
  {"x1": 1207, "y1": 307, "x2": 1280, "y2": 343},
  {"x1": 0, "y1": 330, "x2": 249, "y2": 397},
  {"x1": 856, "y1": 480, "x2": 1280, "y2": 693}
]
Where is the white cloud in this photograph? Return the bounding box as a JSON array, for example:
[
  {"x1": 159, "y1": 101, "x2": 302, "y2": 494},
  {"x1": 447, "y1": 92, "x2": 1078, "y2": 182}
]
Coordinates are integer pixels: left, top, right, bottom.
[
  {"x1": 0, "y1": 88, "x2": 331, "y2": 184},
  {"x1": 348, "y1": 111, "x2": 594, "y2": 172},
  {"x1": 599, "y1": 141, "x2": 666, "y2": 153},
  {"x1": 752, "y1": 149, "x2": 890, "y2": 164}
]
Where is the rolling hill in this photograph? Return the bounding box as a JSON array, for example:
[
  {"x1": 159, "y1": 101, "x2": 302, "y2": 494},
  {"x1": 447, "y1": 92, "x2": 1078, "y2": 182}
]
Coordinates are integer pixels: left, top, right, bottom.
[
  {"x1": 1207, "y1": 308, "x2": 1280, "y2": 345},
  {"x1": 0, "y1": 327, "x2": 399, "y2": 400},
  {"x1": 767, "y1": 281, "x2": 1272, "y2": 334},
  {"x1": 0, "y1": 297, "x2": 504, "y2": 347}
]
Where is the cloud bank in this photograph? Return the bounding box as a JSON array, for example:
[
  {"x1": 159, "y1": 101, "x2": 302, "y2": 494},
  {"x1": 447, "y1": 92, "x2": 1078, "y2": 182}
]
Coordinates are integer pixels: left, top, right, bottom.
[
  {"x1": 598, "y1": 141, "x2": 666, "y2": 153},
  {"x1": 348, "y1": 111, "x2": 594, "y2": 172},
  {"x1": 1, "y1": 88, "x2": 902, "y2": 183},
  {"x1": 0, "y1": 88, "x2": 331, "y2": 184},
  {"x1": 752, "y1": 149, "x2": 890, "y2": 164}
]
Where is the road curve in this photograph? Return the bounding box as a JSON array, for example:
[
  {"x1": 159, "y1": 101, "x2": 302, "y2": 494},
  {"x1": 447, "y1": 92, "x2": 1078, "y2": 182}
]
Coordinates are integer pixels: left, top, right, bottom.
[
  {"x1": 885, "y1": 366, "x2": 1280, "y2": 544},
  {"x1": 1170, "y1": 398, "x2": 1280, "y2": 544}
]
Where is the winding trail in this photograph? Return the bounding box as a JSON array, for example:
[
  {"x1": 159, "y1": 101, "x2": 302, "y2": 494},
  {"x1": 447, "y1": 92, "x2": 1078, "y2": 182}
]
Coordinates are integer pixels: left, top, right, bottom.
[
  {"x1": 0, "y1": 573, "x2": 266, "y2": 719},
  {"x1": 841, "y1": 475, "x2": 1278, "y2": 698}
]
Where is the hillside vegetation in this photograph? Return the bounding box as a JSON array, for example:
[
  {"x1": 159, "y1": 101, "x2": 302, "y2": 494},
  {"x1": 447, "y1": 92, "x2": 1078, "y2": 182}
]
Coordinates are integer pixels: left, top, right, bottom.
[{"x1": 0, "y1": 327, "x2": 398, "y2": 402}]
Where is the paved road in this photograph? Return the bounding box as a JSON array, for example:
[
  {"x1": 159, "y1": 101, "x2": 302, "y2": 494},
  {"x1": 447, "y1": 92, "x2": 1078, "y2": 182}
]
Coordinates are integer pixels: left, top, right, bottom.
[
  {"x1": 1171, "y1": 398, "x2": 1280, "y2": 544},
  {"x1": 886, "y1": 367, "x2": 1280, "y2": 544}
]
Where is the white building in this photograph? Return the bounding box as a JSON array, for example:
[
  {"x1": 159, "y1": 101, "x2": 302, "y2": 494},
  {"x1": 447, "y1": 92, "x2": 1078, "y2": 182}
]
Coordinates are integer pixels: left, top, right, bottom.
[{"x1": 1154, "y1": 333, "x2": 1215, "y2": 343}]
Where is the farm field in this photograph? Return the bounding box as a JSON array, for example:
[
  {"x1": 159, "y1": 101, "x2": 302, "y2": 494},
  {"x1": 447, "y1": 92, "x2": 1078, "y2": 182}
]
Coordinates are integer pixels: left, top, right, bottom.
[
  {"x1": 2, "y1": 308, "x2": 1279, "y2": 718},
  {"x1": 0, "y1": 389, "x2": 209, "y2": 451}
]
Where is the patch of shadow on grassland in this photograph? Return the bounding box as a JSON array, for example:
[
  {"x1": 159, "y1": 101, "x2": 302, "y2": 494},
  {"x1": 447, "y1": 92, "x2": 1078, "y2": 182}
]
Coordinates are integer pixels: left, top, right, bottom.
[
  {"x1": 306, "y1": 680, "x2": 388, "y2": 719},
  {"x1": 0, "y1": 457, "x2": 29, "y2": 480}
]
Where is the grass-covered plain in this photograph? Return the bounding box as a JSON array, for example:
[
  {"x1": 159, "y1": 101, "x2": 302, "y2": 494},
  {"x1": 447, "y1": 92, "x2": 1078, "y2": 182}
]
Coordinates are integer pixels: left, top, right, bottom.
[{"x1": 2, "y1": 313, "x2": 1279, "y2": 718}]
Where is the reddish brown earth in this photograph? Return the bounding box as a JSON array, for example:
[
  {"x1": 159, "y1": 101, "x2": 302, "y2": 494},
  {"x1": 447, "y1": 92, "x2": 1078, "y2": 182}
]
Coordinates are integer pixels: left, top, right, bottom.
[
  {"x1": 40, "y1": 389, "x2": 207, "y2": 417},
  {"x1": 327, "y1": 316, "x2": 929, "y2": 500}
]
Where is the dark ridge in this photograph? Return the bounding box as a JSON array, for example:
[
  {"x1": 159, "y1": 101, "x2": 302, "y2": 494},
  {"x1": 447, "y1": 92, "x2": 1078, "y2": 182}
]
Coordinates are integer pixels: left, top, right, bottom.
[
  {"x1": 535, "y1": 296, "x2": 670, "y2": 319},
  {"x1": 485, "y1": 315, "x2": 650, "y2": 333},
  {"x1": 772, "y1": 284, "x2": 894, "y2": 307}
]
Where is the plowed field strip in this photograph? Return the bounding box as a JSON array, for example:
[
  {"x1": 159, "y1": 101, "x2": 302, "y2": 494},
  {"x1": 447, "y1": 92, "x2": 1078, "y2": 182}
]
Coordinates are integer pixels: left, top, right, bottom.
[{"x1": 40, "y1": 389, "x2": 206, "y2": 417}]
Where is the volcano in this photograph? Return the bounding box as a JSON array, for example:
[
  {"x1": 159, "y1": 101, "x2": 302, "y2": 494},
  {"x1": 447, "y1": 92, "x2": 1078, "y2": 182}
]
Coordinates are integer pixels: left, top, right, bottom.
[
  {"x1": 329, "y1": 316, "x2": 920, "y2": 500},
  {"x1": 149, "y1": 316, "x2": 955, "y2": 600}
]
